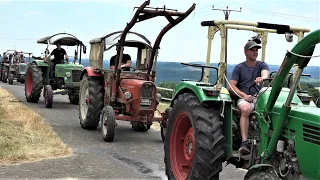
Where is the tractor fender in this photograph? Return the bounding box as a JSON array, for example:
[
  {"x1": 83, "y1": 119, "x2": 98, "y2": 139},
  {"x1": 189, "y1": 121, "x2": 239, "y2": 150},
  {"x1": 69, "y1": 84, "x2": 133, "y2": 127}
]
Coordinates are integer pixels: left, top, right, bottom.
[
  {"x1": 244, "y1": 164, "x2": 276, "y2": 180},
  {"x1": 80, "y1": 67, "x2": 103, "y2": 79},
  {"x1": 31, "y1": 60, "x2": 49, "y2": 67}
]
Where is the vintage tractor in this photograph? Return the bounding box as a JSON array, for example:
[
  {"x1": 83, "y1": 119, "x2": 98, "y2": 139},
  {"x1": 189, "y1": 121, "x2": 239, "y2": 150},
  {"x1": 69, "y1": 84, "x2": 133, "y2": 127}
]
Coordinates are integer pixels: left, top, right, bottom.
[
  {"x1": 25, "y1": 33, "x2": 87, "y2": 108},
  {"x1": 78, "y1": 0, "x2": 195, "y2": 142},
  {"x1": 163, "y1": 20, "x2": 320, "y2": 180},
  {"x1": 7, "y1": 51, "x2": 32, "y2": 85}
]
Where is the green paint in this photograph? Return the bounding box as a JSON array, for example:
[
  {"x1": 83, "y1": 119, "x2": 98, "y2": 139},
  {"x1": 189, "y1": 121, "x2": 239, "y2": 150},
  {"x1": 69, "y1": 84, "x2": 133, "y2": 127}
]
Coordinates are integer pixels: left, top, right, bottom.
[{"x1": 171, "y1": 81, "x2": 232, "y2": 105}]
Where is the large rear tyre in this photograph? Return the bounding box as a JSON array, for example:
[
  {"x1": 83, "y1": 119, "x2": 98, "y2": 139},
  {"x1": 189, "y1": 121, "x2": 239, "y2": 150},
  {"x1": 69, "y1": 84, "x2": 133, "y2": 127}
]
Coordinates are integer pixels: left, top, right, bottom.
[
  {"x1": 25, "y1": 64, "x2": 43, "y2": 103},
  {"x1": 44, "y1": 85, "x2": 53, "y2": 108},
  {"x1": 101, "y1": 105, "x2": 116, "y2": 142},
  {"x1": 79, "y1": 74, "x2": 104, "y2": 130},
  {"x1": 164, "y1": 93, "x2": 225, "y2": 180}
]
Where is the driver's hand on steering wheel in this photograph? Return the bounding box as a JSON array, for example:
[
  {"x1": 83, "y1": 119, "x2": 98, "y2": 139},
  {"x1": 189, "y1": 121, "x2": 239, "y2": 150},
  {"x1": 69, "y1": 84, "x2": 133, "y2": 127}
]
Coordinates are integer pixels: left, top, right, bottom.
[{"x1": 254, "y1": 77, "x2": 264, "y2": 85}]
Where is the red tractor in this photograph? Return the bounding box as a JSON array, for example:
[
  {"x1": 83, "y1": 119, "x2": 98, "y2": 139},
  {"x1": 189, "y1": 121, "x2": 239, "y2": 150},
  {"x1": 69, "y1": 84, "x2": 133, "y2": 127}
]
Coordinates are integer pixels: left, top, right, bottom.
[{"x1": 78, "y1": 0, "x2": 196, "y2": 142}]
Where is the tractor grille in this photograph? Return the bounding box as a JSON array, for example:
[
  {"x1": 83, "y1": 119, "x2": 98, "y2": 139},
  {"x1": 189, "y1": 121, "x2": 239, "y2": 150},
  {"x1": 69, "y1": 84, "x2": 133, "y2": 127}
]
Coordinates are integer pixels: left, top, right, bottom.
[
  {"x1": 303, "y1": 124, "x2": 320, "y2": 145},
  {"x1": 19, "y1": 65, "x2": 27, "y2": 73},
  {"x1": 140, "y1": 83, "x2": 154, "y2": 108},
  {"x1": 72, "y1": 70, "x2": 82, "y2": 82}
]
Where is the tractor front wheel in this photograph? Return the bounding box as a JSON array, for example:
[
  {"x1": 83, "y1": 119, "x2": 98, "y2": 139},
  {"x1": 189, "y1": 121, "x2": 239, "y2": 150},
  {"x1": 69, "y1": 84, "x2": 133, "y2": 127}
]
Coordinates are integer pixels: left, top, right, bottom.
[
  {"x1": 101, "y1": 105, "x2": 116, "y2": 142},
  {"x1": 244, "y1": 169, "x2": 280, "y2": 180},
  {"x1": 20, "y1": 74, "x2": 25, "y2": 84},
  {"x1": 25, "y1": 64, "x2": 43, "y2": 103},
  {"x1": 8, "y1": 73, "x2": 13, "y2": 85},
  {"x1": 164, "y1": 93, "x2": 225, "y2": 180},
  {"x1": 79, "y1": 74, "x2": 104, "y2": 130},
  {"x1": 44, "y1": 85, "x2": 53, "y2": 108},
  {"x1": 68, "y1": 93, "x2": 79, "y2": 105},
  {"x1": 3, "y1": 72, "x2": 8, "y2": 83}
]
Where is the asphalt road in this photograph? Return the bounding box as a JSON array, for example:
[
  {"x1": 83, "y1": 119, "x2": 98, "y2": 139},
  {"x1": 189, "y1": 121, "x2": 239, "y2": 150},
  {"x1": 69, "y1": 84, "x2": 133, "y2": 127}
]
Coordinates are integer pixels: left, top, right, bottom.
[{"x1": 0, "y1": 80, "x2": 247, "y2": 180}]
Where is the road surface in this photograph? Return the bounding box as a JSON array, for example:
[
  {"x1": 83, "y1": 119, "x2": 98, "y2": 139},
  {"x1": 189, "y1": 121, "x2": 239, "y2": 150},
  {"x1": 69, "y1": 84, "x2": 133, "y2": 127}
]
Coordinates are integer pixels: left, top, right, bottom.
[{"x1": 0, "y1": 81, "x2": 247, "y2": 179}]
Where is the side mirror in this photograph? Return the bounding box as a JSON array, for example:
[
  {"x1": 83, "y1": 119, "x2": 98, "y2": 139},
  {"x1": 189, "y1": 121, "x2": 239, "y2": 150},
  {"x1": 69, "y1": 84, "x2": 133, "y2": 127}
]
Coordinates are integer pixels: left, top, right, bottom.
[
  {"x1": 285, "y1": 33, "x2": 293, "y2": 43},
  {"x1": 83, "y1": 46, "x2": 87, "y2": 54}
]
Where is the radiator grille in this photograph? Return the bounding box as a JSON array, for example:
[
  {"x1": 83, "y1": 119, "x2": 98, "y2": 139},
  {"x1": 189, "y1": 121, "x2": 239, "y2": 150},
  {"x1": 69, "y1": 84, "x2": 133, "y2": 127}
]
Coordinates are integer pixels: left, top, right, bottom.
[
  {"x1": 303, "y1": 124, "x2": 320, "y2": 145},
  {"x1": 72, "y1": 70, "x2": 82, "y2": 82},
  {"x1": 140, "y1": 83, "x2": 154, "y2": 108}
]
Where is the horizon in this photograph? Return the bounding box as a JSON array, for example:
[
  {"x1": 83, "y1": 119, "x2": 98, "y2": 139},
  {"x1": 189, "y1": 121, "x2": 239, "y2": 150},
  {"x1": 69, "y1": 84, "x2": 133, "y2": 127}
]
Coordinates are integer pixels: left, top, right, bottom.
[{"x1": 0, "y1": 0, "x2": 319, "y2": 67}]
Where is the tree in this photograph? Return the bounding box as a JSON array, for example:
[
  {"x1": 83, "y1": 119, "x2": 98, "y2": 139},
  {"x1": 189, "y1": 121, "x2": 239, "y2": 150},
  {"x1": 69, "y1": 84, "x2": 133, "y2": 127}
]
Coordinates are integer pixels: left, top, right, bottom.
[{"x1": 157, "y1": 81, "x2": 177, "y2": 99}]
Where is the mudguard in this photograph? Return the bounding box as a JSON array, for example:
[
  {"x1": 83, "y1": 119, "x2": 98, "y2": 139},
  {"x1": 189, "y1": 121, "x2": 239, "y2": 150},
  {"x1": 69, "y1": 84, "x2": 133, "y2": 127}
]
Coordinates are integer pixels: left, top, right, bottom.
[{"x1": 81, "y1": 66, "x2": 103, "y2": 77}]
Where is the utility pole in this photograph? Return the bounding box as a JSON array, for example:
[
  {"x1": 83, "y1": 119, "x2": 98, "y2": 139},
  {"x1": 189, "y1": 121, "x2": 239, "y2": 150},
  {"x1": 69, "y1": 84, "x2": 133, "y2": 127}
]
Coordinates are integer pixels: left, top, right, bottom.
[{"x1": 212, "y1": 6, "x2": 242, "y2": 86}]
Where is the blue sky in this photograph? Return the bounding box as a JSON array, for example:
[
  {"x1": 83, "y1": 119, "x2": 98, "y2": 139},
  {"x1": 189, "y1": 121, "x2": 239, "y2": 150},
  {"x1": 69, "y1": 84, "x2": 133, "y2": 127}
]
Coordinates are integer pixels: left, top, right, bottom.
[{"x1": 0, "y1": 0, "x2": 319, "y2": 67}]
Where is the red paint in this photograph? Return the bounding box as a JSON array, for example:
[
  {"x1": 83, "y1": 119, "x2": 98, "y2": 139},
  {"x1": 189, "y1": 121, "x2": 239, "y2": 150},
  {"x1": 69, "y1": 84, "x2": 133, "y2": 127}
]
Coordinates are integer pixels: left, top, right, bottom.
[{"x1": 85, "y1": 67, "x2": 102, "y2": 77}]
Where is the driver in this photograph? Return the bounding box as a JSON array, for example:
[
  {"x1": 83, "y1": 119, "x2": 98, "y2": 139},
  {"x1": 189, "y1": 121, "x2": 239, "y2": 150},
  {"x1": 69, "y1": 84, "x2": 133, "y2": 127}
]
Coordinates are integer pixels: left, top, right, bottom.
[
  {"x1": 45, "y1": 41, "x2": 69, "y2": 79},
  {"x1": 229, "y1": 40, "x2": 269, "y2": 154},
  {"x1": 109, "y1": 52, "x2": 132, "y2": 71}
]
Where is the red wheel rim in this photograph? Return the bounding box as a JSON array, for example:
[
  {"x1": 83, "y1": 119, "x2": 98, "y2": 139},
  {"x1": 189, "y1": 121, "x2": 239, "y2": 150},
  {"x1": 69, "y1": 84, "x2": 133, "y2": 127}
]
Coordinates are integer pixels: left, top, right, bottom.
[
  {"x1": 170, "y1": 112, "x2": 194, "y2": 179},
  {"x1": 26, "y1": 70, "x2": 32, "y2": 96}
]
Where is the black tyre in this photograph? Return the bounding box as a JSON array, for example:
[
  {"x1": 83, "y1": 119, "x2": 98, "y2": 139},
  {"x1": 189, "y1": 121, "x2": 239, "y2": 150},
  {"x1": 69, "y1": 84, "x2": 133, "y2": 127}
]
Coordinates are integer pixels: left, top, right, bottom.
[
  {"x1": 161, "y1": 107, "x2": 170, "y2": 142},
  {"x1": 101, "y1": 105, "x2": 116, "y2": 142},
  {"x1": 68, "y1": 93, "x2": 79, "y2": 105},
  {"x1": 79, "y1": 74, "x2": 104, "y2": 130},
  {"x1": 3, "y1": 72, "x2": 8, "y2": 83},
  {"x1": 25, "y1": 64, "x2": 43, "y2": 103},
  {"x1": 164, "y1": 93, "x2": 225, "y2": 180},
  {"x1": 8, "y1": 73, "x2": 13, "y2": 85},
  {"x1": 245, "y1": 169, "x2": 280, "y2": 180},
  {"x1": 44, "y1": 85, "x2": 53, "y2": 108},
  {"x1": 132, "y1": 122, "x2": 152, "y2": 132},
  {"x1": 20, "y1": 75, "x2": 25, "y2": 84}
]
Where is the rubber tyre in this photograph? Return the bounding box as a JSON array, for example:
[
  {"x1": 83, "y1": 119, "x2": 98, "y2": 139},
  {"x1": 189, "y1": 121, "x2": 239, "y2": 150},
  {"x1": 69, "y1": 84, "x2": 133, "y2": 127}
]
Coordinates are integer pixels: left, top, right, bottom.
[
  {"x1": 44, "y1": 85, "x2": 53, "y2": 108},
  {"x1": 79, "y1": 74, "x2": 104, "y2": 130},
  {"x1": 20, "y1": 75, "x2": 25, "y2": 84},
  {"x1": 8, "y1": 73, "x2": 13, "y2": 85},
  {"x1": 101, "y1": 105, "x2": 116, "y2": 142},
  {"x1": 3, "y1": 72, "x2": 8, "y2": 83},
  {"x1": 132, "y1": 122, "x2": 152, "y2": 132},
  {"x1": 164, "y1": 93, "x2": 225, "y2": 180},
  {"x1": 161, "y1": 107, "x2": 170, "y2": 142},
  {"x1": 25, "y1": 64, "x2": 43, "y2": 103},
  {"x1": 68, "y1": 93, "x2": 79, "y2": 105},
  {"x1": 245, "y1": 170, "x2": 280, "y2": 180}
]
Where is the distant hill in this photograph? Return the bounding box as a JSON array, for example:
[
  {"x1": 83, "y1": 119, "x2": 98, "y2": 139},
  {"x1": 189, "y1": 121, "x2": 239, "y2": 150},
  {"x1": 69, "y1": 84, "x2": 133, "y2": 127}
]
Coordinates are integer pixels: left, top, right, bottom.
[{"x1": 25, "y1": 57, "x2": 320, "y2": 86}]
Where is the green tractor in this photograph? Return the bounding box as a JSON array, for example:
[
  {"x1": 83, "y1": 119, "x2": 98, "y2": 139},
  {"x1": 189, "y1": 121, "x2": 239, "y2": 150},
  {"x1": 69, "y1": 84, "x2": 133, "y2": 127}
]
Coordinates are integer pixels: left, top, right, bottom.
[
  {"x1": 25, "y1": 33, "x2": 87, "y2": 108},
  {"x1": 7, "y1": 51, "x2": 32, "y2": 85},
  {"x1": 163, "y1": 20, "x2": 320, "y2": 180}
]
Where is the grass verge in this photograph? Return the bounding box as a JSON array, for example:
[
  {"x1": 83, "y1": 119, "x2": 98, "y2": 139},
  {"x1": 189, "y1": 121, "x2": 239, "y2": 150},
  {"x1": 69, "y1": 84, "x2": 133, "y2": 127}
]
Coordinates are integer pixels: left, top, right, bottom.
[{"x1": 0, "y1": 88, "x2": 72, "y2": 165}]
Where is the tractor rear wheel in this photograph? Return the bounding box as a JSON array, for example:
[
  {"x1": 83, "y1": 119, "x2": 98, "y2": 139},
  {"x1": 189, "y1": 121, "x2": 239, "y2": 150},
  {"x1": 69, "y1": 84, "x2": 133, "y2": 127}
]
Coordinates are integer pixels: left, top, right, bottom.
[
  {"x1": 44, "y1": 85, "x2": 53, "y2": 108},
  {"x1": 101, "y1": 105, "x2": 116, "y2": 142},
  {"x1": 25, "y1": 64, "x2": 43, "y2": 103},
  {"x1": 164, "y1": 93, "x2": 225, "y2": 180},
  {"x1": 79, "y1": 74, "x2": 104, "y2": 130}
]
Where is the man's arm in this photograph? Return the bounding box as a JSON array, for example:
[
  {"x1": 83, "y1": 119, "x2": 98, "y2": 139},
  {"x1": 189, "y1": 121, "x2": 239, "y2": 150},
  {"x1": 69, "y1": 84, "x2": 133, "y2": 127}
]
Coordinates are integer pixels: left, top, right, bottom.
[
  {"x1": 255, "y1": 62, "x2": 270, "y2": 85},
  {"x1": 63, "y1": 49, "x2": 69, "y2": 60},
  {"x1": 121, "y1": 54, "x2": 132, "y2": 68}
]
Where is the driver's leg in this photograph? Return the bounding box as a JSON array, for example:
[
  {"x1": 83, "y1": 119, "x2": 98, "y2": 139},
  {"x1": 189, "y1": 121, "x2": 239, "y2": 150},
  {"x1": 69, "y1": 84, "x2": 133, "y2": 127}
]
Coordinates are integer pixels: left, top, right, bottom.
[{"x1": 238, "y1": 99, "x2": 254, "y2": 154}]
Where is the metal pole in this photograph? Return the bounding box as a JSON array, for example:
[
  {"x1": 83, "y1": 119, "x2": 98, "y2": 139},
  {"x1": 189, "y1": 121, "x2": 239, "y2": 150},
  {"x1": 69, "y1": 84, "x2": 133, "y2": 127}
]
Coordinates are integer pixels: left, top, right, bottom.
[{"x1": 212, "y1": 6, "x2": 242, "y2": 86}]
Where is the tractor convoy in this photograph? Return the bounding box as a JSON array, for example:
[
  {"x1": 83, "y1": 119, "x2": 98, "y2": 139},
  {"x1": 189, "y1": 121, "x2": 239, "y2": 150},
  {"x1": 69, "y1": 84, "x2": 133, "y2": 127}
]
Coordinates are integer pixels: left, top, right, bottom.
[{"x1": 1, "y1": 0, "x2": 319, "y2": 180}]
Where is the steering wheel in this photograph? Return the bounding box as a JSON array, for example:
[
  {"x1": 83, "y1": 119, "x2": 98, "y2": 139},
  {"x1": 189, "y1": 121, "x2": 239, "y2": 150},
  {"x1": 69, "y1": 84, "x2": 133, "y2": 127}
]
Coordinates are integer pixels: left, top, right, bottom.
[
  {"x1": 248, "y1": 78, "x2": 274, "y2": 97},
  {"x1": 121, "y1": 67, "x2": 136, "y2": 71}
]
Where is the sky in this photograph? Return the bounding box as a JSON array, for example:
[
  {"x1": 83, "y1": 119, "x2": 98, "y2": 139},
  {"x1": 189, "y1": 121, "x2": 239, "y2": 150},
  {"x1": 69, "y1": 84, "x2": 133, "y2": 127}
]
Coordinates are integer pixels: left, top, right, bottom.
[{"x1": 0, "y1": 0, "x2": 319, "y2": 67}]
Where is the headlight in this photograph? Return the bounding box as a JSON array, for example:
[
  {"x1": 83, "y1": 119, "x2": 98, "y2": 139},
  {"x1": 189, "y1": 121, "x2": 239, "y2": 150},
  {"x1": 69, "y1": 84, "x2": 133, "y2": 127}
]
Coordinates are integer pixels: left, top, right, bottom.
[
  {"x1": 66, "y1": 72, "x2": 71, "y2": 77},
  {"x1": 124, "y1": 91, "x2": 132, "y2": 99}
]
